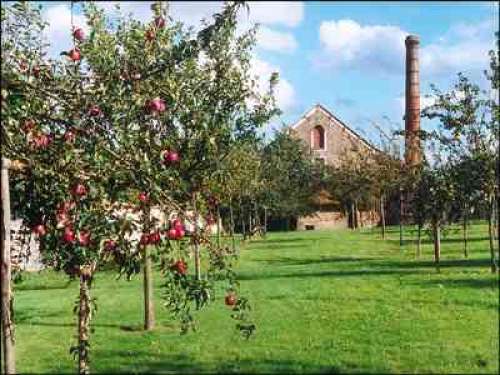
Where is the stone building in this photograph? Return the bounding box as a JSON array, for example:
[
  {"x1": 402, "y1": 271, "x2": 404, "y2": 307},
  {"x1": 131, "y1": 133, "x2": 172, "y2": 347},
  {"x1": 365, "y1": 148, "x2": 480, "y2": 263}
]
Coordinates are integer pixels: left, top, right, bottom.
[{"x1": 289, "y1": 103, "x2": 380, "y2": 230}]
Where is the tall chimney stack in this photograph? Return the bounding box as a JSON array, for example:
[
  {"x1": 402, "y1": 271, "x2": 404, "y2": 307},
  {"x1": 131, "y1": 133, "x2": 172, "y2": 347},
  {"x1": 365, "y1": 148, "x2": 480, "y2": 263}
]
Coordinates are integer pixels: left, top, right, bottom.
[{"x1": 404, "y1": 35, "x2": 421, "y2": 167}]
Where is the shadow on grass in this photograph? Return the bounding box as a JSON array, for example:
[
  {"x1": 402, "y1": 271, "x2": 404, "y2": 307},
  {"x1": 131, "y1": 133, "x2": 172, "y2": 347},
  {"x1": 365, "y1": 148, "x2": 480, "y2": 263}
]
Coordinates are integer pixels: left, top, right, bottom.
[
  {"x1": 237, "y1": 268, "x2": 423, "y2": 281},
  {"x1": 386, "y1": 237, "x2": 489, "y2": 245},
  {"x1": 254, "y1": 236, "x2": 334, "y2": 245},
  {"x1": 392, "y1": 258, "x2": 492, "y2": 269},
  {"x1": 253, "y1": 256, "x2": 380, "y2": 266},
  {"x1": 418, "y1": 277, "x2": 499, "y2": 289},
  {"x1": 94, "y1": 350, "x2": 369, "y2": 374},
  {"x1": 15, "y1": 319, "x2": 148, "y2": 332},
  {"x1": 14, "y1": 310, "x2": 64, "y2": 324},
  {"x1": 248, "y1": 243, "x2": 310, "y2": 251},
  {"x1": 15, "y1": 279, "x2": 73, "y2": 291}
]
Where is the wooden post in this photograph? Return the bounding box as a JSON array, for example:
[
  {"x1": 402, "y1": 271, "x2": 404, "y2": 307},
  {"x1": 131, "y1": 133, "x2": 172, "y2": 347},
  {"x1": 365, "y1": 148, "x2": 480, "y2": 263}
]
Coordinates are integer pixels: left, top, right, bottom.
[{"x1": 1, "y1": 157, "x2": 16, "y2": 375}]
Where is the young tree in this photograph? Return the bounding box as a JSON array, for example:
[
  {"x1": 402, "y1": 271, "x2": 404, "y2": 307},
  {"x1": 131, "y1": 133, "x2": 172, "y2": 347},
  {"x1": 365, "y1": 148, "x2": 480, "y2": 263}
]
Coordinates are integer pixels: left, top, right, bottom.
[
  {"x1": 411, "y1": 166, "x2": 455, "y2": 271},
  {"x1": 2, "y1": 1, "x2": 277, "y2": 372},
  {"x1": 422, "y1": 69, "x2": 498, "y2": 271}
]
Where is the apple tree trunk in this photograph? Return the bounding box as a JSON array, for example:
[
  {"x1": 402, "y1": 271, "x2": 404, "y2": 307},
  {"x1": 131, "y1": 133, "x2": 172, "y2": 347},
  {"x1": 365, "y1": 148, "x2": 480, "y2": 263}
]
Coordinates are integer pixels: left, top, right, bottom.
[
  {"x1": 416, "y1": 223, "x2": 422, "y2": 259},
  {"x1": 380, "y1": 194, "x2": 386, "y2": 239},
  {"x1": 143, "y1": 205, "x2": 155, "y2": 331},
  {"x1": 1, "y1": 158, "x2": 15, "y2": 375},
  {"x1": 229, "y1": 197, "x2": 236, "y2": 251},
  {"x1": 463, "y1": 205, "x2": 468, "y2": 258},
  {"x1": 192, "y1": 194, "x2": 201, "y2": 280},
  {"x1": 78, "y1": 273, "x2": 91, "y2": 374},
  {"x1": 433, "y1": 222, "x2": 441, "y2": 272},
  {"x1": 488, "y1": 198, "x2": 497, "y2": 273},
  {"x1": 263, "y1": 207, "x2": 267, "y2": 238}
]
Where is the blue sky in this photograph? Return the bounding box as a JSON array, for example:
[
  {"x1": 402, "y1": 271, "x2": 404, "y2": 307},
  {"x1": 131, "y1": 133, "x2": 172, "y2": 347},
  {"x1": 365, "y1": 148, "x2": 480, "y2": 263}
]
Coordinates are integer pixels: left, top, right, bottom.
[{"x1": 35, "y1": 1, "x2": 499, "y2": 144}]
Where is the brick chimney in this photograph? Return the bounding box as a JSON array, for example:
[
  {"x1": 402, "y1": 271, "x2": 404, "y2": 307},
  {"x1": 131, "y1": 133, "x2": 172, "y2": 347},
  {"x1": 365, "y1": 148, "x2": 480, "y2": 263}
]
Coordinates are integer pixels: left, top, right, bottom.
[{"x1": 404, "y1": 35, "x2": 421, "y2": 167}]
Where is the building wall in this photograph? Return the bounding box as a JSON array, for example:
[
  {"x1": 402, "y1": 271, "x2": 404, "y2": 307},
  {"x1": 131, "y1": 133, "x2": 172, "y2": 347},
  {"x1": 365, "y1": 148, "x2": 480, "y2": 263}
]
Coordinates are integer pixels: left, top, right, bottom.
[
  {"x1": 291, "y1": 105, "x2": 380, "y2": 231},
  {"x1": 290, "y1": 105, "x2": 373, "y2": 167}
]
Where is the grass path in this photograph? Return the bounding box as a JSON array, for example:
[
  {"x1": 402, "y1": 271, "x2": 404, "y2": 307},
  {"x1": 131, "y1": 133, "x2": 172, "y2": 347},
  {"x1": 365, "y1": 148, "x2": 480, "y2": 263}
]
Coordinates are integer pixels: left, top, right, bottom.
[{"x1": 14, "y1": 224, "x2": 499, "y2": 373}]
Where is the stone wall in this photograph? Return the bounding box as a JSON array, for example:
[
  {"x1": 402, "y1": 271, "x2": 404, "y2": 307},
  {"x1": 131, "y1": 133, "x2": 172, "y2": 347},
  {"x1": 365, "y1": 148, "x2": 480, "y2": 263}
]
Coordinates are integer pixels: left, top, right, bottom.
[
  {"x1": 297, "y1": 209, "x2": 380, "y2": 231},
  {"x1": 297, "y1": 211, "x2": 347, "y2": 230}
]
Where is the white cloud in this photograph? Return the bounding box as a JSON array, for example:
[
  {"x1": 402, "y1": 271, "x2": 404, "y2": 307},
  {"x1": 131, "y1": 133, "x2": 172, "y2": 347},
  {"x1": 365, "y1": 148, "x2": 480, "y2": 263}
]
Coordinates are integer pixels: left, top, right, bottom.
[
  {"x1": 244, "y1": 1, "x2": 304, "y2": 27},
  {"x1": 250, "y1": 56, "x2": 296, "y2": 111},
  {"x1": 256, "y1": 27, "x2": 297, "y2": 53},
  {"x1": 318, "y1": 19, "x2": 407, "y2": 74},
  {"x1": 397, "y1": 94, "x2": 437, "y2": 115},
  {"x1": 316, "y1": 18, "x2": 496, "y2": 79}
]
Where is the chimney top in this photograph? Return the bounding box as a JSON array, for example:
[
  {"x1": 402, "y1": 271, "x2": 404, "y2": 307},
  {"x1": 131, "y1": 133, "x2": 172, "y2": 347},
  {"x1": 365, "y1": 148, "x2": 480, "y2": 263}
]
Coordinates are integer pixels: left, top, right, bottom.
[{"x1": 405, "y1": 35, "x2": 419, "y2": 45}]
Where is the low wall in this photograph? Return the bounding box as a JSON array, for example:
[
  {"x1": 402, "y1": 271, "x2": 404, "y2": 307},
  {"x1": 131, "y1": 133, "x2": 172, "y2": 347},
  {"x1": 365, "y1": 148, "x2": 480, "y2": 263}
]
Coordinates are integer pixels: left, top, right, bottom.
[
  {"x1": 297, "y1": 211, "x2": 348, "y2": 230},
  {"x1": 297, "y1": 210, "x2": 380, "y2": 231}
]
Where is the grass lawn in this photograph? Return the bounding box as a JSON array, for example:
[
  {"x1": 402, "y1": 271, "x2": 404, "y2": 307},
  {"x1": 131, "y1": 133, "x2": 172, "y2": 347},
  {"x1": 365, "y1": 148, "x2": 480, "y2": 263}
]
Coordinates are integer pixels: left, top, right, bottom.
[{"x1": 13, "y1": 224, "x2": 499, "y2": 374}]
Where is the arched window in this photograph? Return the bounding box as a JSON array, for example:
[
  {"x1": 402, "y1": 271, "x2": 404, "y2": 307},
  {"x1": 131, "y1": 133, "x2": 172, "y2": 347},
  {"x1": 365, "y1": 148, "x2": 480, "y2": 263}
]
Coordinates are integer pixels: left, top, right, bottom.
[{"x1": 311, "y1": 125, "x2": 325, "y2": 150}]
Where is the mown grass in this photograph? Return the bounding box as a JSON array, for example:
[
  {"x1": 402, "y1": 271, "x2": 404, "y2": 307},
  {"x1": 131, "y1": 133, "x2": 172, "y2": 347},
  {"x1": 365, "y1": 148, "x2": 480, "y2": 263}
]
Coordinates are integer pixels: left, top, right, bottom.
[{"x1": 13, "y1": 224, "x2": 499, "y2": 374}]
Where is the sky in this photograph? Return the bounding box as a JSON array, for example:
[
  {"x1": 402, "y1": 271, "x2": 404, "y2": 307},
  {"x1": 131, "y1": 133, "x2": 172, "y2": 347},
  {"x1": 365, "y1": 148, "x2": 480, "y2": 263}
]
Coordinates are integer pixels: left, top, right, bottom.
[{"x1": 32, "y1": 1, "x2": 499, "y2": 144}]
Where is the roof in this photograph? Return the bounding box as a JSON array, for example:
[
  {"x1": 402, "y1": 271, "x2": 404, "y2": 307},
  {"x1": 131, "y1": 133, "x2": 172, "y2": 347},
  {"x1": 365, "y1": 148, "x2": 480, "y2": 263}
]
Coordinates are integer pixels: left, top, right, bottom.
[{"x1": 290, "y1": 103, "x2": 379, "y2": 152}]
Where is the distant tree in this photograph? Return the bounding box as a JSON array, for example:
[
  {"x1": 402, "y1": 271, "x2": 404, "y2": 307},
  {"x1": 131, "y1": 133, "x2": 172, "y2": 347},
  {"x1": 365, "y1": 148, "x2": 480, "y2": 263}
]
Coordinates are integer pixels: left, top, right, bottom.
[
  {"x1": 411, "y1": 165, "x2": 455, "y2": 271},
  {"x1": 260, "y1": 129, "x2": 319, "y2": 229}
]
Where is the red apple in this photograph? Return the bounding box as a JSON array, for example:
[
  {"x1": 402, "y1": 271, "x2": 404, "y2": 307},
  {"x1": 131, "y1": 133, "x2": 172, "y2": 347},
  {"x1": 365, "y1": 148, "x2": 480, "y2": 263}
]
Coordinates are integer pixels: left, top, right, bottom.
[
  {"x1": 140, "y1": 233, "x2": 150, "y2": 245},
  {"x1": 63, "y1": 227, "x2": 76, "y2": 244},
  {"x1": 154, "y1": 16, "x2": 165, "y2": 28},
  {"x1": 22, "y1": 119, "x2": 35, "y2": 133},
  {"x1": 71, "y1": 183, "x2": 87, "y2": 197},
  {"x1": 225, "y1": 294, "x2": 237, "y2": 306},
  {"x1": 146, "y1": 97, "x2": 166, "y2": 114},
  {"x1": 145, "y1": 29, "x2": 155, "y2": 41},
  {"x1": 32, "y1": 224, "x2": 47, "y2": 236},
  {"x1": 104, "y1": 239, "x2": 117, "y2": 252},
  {"x1": 88, "y1": 105, "x2": 101, "y2": 117},
  {"x1": 78, "y1": 230, "x2": 91, "y2": 246},
  {"x1": 138, "y1": 192, "x2": 149, "y2": 203},
  {"x1": 68, "y1": 48, "x2": 81, "y2": 62},
  {"x1": 32, "y1": 134, "x2": 51, "y2": 149},
  {"x1": 171, "y1": 219, "x2": 183, "y2": 229},
  {"x1": 64, "y1": 130, "x2": 76, "y2": 143},
  {"x1": 175, "y1": 228, "x2": 185, "y2": 239},
  {"x1": 171, "y1": 259, "x2": 187, "y2": 275},
  {"x1": 150, "y1": 231, "x2": 161, "y2": 244},
  {"x1": 163, "y1": 150, "x2": 179, "y2": 164},
  {"x1": 73, "y1": 27, "x2": 85, "y2": 41},
  {"x1": 167, "y1": 228, "x2": 178, "y2": 240},
  {"x1": 33, "y1": 65, "x2": 41, "y2": 78}
]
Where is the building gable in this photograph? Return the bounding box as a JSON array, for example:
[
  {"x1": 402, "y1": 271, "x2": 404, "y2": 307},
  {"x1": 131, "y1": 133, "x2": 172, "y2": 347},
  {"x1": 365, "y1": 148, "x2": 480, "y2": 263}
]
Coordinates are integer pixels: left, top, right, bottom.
[{"x1": 290, "y1": 104, "x2": 377, "y2": 167}]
